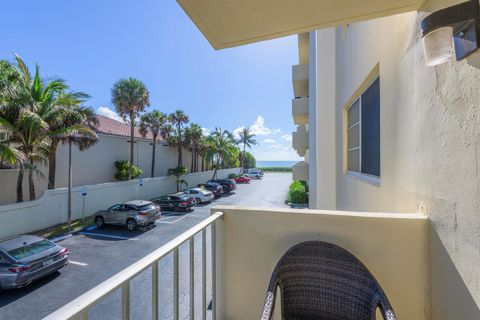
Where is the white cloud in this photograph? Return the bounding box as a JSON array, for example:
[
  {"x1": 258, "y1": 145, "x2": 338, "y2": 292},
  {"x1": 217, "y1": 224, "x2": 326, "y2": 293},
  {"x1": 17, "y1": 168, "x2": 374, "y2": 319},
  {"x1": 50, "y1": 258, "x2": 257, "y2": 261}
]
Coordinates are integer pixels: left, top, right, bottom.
[
  {"x1": 263, "y1": 138, "x2": 276, "y2": 144},
  {"x1": 96, "y1": 107, "x2": 124, "y2": 123},
  {"x1": 234, "y1": 115, "x2": 281, "y2": 138},
  {"x1": 201, "y1": 127, "x2": 211, "y2": 136},
  {"x1": 281, "y1": 134, "x2": 292, "y2": 142}
]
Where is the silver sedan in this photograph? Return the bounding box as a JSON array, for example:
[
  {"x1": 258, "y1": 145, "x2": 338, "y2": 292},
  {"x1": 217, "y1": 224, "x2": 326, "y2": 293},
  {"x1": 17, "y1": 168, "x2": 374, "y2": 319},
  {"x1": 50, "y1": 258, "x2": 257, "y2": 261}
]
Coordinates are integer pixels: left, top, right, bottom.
[{"x1": 0, "y1": 235, "x2": 69, "y2": 290}]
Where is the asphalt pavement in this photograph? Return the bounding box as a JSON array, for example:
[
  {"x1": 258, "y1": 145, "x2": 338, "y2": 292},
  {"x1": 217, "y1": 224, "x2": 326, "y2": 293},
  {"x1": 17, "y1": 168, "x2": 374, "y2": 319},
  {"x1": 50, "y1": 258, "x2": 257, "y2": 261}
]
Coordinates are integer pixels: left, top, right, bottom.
[{"x1": 0, "y1": 172, "x2": 292, "y2": 320}]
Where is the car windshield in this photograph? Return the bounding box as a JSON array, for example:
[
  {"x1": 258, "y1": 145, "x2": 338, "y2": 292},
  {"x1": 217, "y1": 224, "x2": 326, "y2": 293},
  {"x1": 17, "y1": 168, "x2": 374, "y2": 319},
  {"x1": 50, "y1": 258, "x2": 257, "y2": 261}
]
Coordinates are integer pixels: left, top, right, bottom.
[{"x1": 7, "y1": 240, "x2": 55, "y2": 259}]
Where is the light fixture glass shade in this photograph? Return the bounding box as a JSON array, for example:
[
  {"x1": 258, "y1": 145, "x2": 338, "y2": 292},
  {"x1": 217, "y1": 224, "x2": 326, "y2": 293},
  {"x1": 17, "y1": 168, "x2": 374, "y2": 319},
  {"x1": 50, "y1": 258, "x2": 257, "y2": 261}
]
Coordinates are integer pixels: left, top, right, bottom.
[{"x1": 422, "y1": 26, "x2": 454, "y2": 66}]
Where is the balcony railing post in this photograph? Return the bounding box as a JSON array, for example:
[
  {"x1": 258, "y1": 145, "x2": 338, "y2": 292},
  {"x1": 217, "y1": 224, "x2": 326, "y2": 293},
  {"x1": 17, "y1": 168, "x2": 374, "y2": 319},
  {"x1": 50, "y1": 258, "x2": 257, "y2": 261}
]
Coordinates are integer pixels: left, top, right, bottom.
[
  {"x1": 189, "y1": 237, "x2": 195, "y2": 320},
  {"x1": 173, "y1": 247, "x2": 179, "y2": 320},
  {"x1": 212, "y1": 222, "x2": 217, "y2": 320},
  {"x1": 152, "y1": 261, "x2": 159, "y2": 320},
  {"x1": 122, "y1": 282, "x2": 130, "y2": 320},
  {"x1": 202, "y1": 229, "x2": 207, "y2": 320}
]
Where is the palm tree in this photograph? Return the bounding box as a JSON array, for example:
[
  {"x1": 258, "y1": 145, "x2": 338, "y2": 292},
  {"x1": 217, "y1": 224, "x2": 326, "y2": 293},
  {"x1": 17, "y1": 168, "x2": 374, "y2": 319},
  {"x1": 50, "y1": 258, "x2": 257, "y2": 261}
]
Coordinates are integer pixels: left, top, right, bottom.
[
  {"x1": 139, "y1": 110, "x2": 169, "y2": 177},
  {"x1": 0, "y1": 55, "x2": 67, "y2": 201},
  {"x1": 184, "y1": 123, "x2": 203, "y2": 173},
  {"x1": 204, "y1": 128, "x2": 238, "y2": 179},
  {"x1": 168, "y1": 110, "x2": 189, "y2": 167},
  {"x1": 167, "y1": 166, "x2": 188, "y2": 192},
  {"x1": 111, "y1": 78, "x2": 150, "y2": 180},
  {"x1": 47, "y1": 90, "x2": 93, "y2": 189},
  {"x1": 237, "y1": 127, "x2": 257, "y2": 172}
]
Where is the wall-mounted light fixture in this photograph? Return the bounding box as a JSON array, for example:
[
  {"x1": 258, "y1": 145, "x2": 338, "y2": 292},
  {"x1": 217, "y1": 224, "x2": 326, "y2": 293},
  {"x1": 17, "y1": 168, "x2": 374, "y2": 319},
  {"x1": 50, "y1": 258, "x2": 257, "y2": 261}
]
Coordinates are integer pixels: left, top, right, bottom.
[{"x1": 421, "y1": 0, "x2": 480, "y2": 66}]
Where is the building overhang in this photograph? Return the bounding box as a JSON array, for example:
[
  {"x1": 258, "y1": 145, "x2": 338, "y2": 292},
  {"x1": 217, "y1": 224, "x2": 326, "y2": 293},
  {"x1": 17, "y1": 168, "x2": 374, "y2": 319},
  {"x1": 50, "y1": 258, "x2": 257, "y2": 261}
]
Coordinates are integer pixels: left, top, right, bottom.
[{"x1": 176, "y1": 0, "x2": 426, "y2": 49}]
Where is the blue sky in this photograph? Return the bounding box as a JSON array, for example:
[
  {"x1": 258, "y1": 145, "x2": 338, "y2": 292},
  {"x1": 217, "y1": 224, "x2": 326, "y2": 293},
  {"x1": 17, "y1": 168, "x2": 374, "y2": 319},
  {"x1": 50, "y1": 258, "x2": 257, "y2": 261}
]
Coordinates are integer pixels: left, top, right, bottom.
[{"x1": 0, "y1": 0, "x2": 301, "y2": 161}]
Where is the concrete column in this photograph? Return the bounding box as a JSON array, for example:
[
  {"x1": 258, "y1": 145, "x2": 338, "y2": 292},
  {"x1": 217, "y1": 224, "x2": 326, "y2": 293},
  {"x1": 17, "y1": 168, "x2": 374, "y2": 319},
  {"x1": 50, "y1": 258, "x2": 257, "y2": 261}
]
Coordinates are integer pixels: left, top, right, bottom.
[{"x1": 308, "y1": 28, "x2": 336, "y2": 210}]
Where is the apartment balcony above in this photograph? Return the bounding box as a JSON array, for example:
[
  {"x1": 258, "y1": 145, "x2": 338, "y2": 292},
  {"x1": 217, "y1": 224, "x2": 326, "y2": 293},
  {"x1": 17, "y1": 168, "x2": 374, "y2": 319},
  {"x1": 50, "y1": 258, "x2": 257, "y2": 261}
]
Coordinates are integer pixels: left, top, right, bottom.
[
  {"x1": 177, "y1": 0, "x2": 424, "y2": 49},
  {"x1": 292, "y1": 64, "x2": 309, "y2": 98},
  {"x1": 292, "y1": 97, "x2": 308, "y2": 125},
  {"x1": 292, "y1": 161, "x2": 308, "y2": 182},
  {"x1": 292, "y1": 125, "x2": 308, "y2": 157}
]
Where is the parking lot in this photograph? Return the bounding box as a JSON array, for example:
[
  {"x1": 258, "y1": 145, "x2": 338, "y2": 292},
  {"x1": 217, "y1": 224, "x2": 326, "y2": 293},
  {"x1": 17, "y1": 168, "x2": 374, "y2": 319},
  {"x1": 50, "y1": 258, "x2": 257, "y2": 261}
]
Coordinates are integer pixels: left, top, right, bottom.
[{"x1": 0, "y1": 172, "x2": 292, "y2": 320}]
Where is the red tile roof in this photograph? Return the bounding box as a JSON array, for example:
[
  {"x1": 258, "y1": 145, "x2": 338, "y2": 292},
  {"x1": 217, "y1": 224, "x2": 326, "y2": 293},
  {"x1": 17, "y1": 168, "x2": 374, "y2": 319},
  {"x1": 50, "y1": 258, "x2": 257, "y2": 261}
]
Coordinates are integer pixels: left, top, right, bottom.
[{"x1": 95, "y1": 115, "x2": 161, "y2": 141}]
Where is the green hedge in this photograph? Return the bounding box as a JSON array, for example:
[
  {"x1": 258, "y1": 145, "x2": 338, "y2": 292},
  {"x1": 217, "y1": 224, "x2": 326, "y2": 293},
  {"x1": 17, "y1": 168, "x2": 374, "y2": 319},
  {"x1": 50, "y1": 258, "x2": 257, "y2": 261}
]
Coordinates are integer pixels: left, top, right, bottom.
[
  {"x1": 259, "y1": 167, "x2": 292, "y2": 172},
  {"x1": 286, "y1": 180, "x2": 308, "y2": 204}
]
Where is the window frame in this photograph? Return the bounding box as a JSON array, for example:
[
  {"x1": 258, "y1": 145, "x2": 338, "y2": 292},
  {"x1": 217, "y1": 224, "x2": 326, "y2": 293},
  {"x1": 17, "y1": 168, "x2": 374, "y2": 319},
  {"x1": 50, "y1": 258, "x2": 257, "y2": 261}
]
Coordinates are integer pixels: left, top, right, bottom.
[{"x1": 343, "y1": 71, "x2": 381, "y2": 186}]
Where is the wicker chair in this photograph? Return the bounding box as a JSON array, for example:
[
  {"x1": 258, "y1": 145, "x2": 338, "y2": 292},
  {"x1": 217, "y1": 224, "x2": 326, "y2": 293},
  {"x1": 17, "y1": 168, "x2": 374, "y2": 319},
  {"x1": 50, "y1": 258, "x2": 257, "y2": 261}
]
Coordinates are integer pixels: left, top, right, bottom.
[{"x1": 261, "y1": 241, "x2": 396, "y2": 320}]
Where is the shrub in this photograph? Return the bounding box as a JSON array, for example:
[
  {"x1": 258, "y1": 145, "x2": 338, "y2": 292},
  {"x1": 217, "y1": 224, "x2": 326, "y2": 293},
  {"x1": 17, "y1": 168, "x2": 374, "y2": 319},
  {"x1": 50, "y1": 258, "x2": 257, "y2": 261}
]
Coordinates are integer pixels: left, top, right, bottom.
[
  {"x1": 259, "y1": 167, "x2": 292, "y2": 172},
  {"x1": 228, "y1": 173, "x2": 237, "y2": 179},
  {"x1": 114, "y1": 160, "x2": 143, "y2": 181},
  {"x1": 287, "y1": 180, "x2": 308, "y2": 204}
]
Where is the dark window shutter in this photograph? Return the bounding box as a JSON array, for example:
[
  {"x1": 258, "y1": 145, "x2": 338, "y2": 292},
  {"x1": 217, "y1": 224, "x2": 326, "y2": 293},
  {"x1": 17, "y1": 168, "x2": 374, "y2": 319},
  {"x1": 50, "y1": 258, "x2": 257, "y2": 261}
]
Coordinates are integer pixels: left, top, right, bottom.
[{"x1": 361, "y1": 77, "x2": 380, "y2": 177}]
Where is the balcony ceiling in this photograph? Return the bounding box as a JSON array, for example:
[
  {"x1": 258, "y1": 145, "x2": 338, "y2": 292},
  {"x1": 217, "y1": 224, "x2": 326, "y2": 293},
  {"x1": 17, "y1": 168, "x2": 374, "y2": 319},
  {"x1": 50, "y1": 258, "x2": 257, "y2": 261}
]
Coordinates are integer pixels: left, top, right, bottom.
[{"x1": 176, "y1": 0, "x2": 425, "y2": 49}]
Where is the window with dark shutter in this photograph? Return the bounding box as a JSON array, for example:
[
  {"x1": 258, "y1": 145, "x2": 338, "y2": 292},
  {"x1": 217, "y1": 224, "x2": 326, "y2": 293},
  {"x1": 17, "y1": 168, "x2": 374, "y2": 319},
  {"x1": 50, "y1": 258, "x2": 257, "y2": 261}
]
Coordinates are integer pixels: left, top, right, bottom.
[{"x1": 346, "y1": 76, "x2": 380, "y2": 178}]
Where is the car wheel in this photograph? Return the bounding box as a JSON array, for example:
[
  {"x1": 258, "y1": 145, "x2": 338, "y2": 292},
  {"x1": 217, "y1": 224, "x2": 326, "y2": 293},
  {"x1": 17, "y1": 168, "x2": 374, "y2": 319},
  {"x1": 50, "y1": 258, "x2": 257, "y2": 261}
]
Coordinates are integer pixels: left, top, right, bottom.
[
  {"x1": 256, "y1": 176, "x2": 260, "y2": 179},
  {"x1": 95, "y1": 216, "x2": 105, "y2": 228},
  {"x1": 195, "y1": 197, "x2": 202, "y2": 204},
  {"x1": 126, "y1": 219, "x2": 138, "y2": 231}
]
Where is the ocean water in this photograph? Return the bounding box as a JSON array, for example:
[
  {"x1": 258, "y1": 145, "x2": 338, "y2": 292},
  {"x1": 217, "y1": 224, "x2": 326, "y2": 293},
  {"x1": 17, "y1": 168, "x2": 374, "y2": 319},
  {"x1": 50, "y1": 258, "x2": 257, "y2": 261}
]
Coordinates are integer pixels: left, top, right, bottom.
[{"x1": 256, "y1": 161, "x2": 297, "y2": 168}]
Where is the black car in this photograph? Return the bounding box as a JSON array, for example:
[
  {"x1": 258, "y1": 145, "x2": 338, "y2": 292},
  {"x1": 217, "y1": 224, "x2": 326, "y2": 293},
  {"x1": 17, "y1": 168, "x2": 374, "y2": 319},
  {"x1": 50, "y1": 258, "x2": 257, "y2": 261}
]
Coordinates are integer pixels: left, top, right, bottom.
[
  {"x1": 151, "y1": 194, "x2": 196, "y2": 211},
  {"x1": 202, "y1": 182, "x2": 223, "y2": 197},
  {"x1": 207, "y1": 179, "x2": 237, "y2": 193}
]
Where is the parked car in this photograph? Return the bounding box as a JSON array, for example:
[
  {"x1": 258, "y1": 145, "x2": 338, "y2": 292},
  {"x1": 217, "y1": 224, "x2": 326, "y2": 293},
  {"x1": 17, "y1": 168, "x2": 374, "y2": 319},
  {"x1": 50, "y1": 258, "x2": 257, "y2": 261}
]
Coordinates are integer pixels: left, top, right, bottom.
[
  {"x1": 0, "y1": 235, "x2": 69, "y2": 290},
  {"x1": 151, "y1": 194, "x2": 197, "y2": 212},
  {"x1": 248, "y1": 168, "x2": 264, "y2": 176},
  {"x1": 234, "y1": 175, "x2": 251, "y2": 184},
  {"x1": 94, "y1": 200, "x2": 161, "y2": 231},
  {"x1": 246, "y1": 170, "x2": 263, "y2": 179},
  {"x1": 202, "y1": 182, "x2": 223, "y2": 197},
  {"x1": 208, "y1": 179, "x2": 237, "y2": 193},
  {"x1": 180, "y1": 188, "x2": 215, "y2": 204}
]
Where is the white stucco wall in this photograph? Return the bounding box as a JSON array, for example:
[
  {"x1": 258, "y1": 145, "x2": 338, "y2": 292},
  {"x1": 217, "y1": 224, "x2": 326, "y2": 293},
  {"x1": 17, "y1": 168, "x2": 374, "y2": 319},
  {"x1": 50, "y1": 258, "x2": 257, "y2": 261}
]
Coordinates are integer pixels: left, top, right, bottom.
[
  {"x1": 311, "y1": 11, "x2": 480, "y2": 318},
  {"x1": 0, "y1": 168, "x2": 239, "y2": 240},
  {"x1": 0, "y1": 133, "x2": 204, "y2": 205}
]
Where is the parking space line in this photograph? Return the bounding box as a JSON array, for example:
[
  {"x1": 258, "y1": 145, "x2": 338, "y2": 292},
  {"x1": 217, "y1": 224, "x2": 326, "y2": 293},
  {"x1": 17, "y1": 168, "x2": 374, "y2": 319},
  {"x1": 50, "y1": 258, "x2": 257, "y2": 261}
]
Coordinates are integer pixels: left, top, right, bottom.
[
  {"x1": 69, "y1": 260, "x2": 89, "y2": 266},
  {"x1": 79, "y1": 231, "x2": 139, "y2": 241},
  {"x1": 156, "y1": 214, "x2": 190, "y2": 224}
]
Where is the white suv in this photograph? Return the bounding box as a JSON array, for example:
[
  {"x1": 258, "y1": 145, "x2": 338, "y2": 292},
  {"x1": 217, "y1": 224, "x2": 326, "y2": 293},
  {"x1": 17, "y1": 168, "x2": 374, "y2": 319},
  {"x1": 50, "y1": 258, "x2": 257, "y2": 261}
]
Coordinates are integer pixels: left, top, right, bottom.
[{"x1": 246, "y1": 170, "x2": 263, "y2": 179}]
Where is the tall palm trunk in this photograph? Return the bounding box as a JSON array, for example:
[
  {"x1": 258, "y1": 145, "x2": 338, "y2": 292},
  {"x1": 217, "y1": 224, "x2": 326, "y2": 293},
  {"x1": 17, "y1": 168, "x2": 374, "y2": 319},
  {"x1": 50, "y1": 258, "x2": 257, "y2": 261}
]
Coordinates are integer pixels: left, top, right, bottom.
[
  {"x1": 212, "y1": 157, "x2": 220, "y2": 180},
  {"x1": 28, "y1": 167, "x2": 36, "y2": 201},
  {"x1": 177, "y1": 124, "x2": 183, "y2": 167},
  {"x1": 151, "y1": 135, "x2": 157, "y2": 178},
  {"x1": 201, "y1": 156, "x2": 204, "y2": 172},
  {"x1": 48, "y1": 139, "x2": 59, "y2": 189},
  {"x1": 129, "y1": 113, "x2": 135, "y2": 180},
  {"x1": 16, "y1": 163, "x2": 24, "y2": 203},
  {"x1": 241, "y1": 143, "x2": 246, "y2": 173},
  {"x1": 191, "y1": 149, "x2": 194, "y2": 173},
  {"x1": 67, "y1": 139, "x2": 73, "y2": 231}
]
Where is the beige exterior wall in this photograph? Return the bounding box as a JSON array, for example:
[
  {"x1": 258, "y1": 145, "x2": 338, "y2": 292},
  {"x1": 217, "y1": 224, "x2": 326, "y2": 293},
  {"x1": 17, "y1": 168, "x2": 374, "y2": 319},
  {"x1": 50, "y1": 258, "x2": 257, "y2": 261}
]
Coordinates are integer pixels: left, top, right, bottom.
[
  {"x1": 214, "y1": 206, "x2": 429, "y2": 319},
  {"x1": 310, "y1": 11, "x2": 480, "y2": 318},
  {"x1": 0, "y1": 133, "x2": 204, "y2": 205}
]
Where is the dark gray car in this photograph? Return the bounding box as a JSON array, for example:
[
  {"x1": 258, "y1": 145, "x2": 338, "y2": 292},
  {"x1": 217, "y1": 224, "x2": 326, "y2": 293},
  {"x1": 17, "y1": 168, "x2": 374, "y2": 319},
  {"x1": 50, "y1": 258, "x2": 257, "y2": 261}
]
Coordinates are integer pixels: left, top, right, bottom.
[
  {"x1": 94, "y1": 200, "x2": 161, "y2": 231},
  {"x1": 0, "y1": 235, "x2": 69, "y2": 290}
]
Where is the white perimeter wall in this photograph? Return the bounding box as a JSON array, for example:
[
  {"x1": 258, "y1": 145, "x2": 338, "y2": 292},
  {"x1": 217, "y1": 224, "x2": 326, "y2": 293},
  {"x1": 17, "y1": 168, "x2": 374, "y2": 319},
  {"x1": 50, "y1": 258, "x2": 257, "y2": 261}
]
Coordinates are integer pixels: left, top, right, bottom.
[
  {"x1": 0, "y1": 168, "x2": 239, "y2": 240},
  {"x1": 0, "y1": 133, "x2": 205, "y2": 205}
]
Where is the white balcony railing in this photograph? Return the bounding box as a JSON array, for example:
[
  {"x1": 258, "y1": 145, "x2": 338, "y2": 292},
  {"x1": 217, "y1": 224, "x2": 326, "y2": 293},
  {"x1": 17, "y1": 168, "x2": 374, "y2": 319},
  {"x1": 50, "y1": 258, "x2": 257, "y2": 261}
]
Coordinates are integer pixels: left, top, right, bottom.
[
  {"x1": 292, "y1": 64, "x2": 309, "y2": 98},
  {"x1": 43, "y1": 212, "x2": 224, "y2": 320},
  {"x1": 292, "y1": 97, "x2": 309, "y2": 125}
]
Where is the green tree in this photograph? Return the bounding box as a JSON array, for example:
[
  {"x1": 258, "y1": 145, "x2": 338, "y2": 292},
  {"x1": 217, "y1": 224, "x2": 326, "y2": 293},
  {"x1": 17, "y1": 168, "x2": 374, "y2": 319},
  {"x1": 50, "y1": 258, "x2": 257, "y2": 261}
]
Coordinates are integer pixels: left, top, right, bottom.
[
  {"x1": 47, "y1": 91, "x2": 96, "y2": 189},
  {"x1": 139, "y1": 110, "x2": 169, "y2": 177},
  {"x1": 111, "y1": 78, "x2": 150, "y2": 180},
  {"x1": 184, "y1": 123, "x2": 203, "y2": 173},
  {"x1": 239, "y1": 151, "x2": 256, "y2": 169},
  {"x1": 114, "y1": 160, "x2": 143, "y2": 181},
  {"x1": 168, "y1": 110, "x2": 189, "y2": 167},
  {"x1": 204, "y1": 128, "x2": 238, "y2": 179},
  {"x1": 168, "y1": 166, "x2": 188, "y2": 192},
  {"x1": 237, "y1": 127, "x2": 257, "y2": 172}
]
